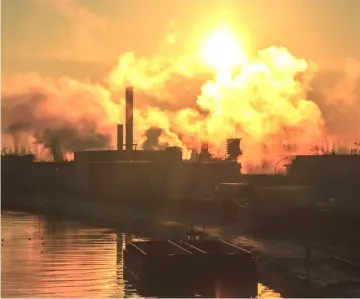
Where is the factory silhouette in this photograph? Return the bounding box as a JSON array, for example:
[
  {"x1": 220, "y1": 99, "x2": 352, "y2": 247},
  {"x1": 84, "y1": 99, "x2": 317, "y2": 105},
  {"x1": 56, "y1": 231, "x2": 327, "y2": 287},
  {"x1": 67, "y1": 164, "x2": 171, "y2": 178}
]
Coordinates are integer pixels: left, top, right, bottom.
[
  {"x1": 2, "y1": 87, "x2": 241, "y2": 197},
  {"x1": 2, "y1": 86, "x2": 360, "y2": 217},
  {"x1": 2, "y1": 86, "x2": 360, "y2": 298}
]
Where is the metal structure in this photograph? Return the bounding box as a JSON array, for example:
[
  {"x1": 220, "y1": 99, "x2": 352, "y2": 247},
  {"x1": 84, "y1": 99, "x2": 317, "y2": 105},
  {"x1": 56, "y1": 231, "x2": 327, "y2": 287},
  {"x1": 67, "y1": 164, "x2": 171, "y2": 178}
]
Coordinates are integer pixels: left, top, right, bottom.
[
  {"x1": 226, "y1": 138, "x2": 242, "y2": 160},
  {"x1": 117, "y1": 124, "x2": 124, "y2": 151},
  {"x1": 125, "y1": 87, "x2": 134, "y2": 151}
]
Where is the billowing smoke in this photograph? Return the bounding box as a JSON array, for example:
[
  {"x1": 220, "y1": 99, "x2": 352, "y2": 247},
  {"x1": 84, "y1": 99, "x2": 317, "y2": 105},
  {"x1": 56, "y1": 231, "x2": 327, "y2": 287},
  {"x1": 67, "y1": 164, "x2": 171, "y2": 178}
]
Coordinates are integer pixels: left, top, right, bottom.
[
  {"x1": 2, "y1": 46, "x2": 360, "y2": 171},
  {"x1": 1, "y1": 76, "x2": 115, "y2": 160},
  {"x1": 141, "y1": 127, "x2": 168, "y2": 150},
  {"x1": 307, "y1": 58, "x2": 360, "y2": 139}
]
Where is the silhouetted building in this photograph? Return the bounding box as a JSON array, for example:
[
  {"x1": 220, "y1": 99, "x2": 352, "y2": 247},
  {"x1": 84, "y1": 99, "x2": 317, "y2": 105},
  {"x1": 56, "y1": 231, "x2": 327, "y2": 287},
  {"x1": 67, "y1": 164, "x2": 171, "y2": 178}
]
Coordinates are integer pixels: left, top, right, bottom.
[
  {"x1": 1, "y1": 154, "x2": 75, "y2": 194},
  {"x1": 287, "y1": 154, "x2": 360, "y2": 204},
  {"x1": 288, "y1": 154, "x2": 360, "y2": 185},
  {"x1": 74, "y1": 148, "x2": 240, "y2": 200},
  {"x1": 2, "y1": 87, "x2": 242, "y2": 201}
]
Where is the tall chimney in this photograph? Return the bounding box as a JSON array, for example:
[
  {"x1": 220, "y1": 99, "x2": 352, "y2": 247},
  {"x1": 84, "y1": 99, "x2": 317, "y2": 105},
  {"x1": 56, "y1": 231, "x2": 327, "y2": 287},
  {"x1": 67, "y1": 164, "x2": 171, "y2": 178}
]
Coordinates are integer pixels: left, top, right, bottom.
[
  {"x1": 125, "y1": 87, "x2": 134, "y2": 151},
  {"x1": 117, "y1": 124, "x2": 124, "y2": 150}
]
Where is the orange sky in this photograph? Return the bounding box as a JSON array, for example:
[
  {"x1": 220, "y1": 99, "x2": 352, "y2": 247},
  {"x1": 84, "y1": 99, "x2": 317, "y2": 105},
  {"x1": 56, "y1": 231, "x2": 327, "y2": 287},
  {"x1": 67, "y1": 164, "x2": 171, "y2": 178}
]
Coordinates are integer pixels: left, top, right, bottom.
[
  {"x1": 2, "y1": 0, "x2": 360, "y2": 79},
  {"x1": 2, "y1": 0, "x2": 360, "y2": 172}
]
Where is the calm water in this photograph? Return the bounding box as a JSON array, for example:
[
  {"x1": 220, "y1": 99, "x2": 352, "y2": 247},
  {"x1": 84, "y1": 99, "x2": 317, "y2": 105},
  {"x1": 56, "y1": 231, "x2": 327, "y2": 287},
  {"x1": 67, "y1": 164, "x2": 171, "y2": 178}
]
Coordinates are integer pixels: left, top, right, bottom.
[{"x1": 1, "y1": 211, "x2": 280, "y2": 298}]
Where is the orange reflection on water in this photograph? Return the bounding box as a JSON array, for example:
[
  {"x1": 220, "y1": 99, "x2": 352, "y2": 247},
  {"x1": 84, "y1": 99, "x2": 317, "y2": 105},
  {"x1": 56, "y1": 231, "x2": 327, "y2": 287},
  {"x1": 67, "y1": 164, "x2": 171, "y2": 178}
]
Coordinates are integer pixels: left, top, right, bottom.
[
  {"x1": 258, "y1": 283, "x2": 282, "y2": 298},
  {"x1": 2, "y1": 211, "x2": 281, "y2": 298},
  {"x1": 1, "y1": 212, "x2": 139, "y2": 298}
]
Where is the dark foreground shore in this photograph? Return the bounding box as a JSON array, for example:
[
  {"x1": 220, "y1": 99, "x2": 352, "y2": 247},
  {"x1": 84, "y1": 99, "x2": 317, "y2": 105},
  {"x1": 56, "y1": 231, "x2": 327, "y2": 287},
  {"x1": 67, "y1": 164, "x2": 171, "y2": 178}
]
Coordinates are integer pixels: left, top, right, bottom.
[{"x1": 2, "y1": 193, "x2": 360, "y2": 298}]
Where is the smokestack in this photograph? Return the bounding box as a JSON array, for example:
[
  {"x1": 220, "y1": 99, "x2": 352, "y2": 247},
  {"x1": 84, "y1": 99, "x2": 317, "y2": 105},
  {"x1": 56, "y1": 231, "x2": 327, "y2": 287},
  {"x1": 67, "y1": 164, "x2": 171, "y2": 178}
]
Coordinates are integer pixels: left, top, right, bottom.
[
  {"x1": 117, "y1": 124, "x2": 124, "y2": 150},
  {"x1": 125, "y1": 87, "x2": 134, "y2": 151}
]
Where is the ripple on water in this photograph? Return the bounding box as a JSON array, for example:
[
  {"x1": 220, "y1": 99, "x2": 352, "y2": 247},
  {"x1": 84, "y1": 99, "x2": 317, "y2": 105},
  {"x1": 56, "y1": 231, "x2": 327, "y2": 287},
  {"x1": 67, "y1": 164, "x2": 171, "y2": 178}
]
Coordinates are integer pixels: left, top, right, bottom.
[
  {"x1": 1, "y1": 211, "x2": 281, "y2": 298},
  {"x1": 1, "y1": 211, "x2": 139, "y2": 298}
]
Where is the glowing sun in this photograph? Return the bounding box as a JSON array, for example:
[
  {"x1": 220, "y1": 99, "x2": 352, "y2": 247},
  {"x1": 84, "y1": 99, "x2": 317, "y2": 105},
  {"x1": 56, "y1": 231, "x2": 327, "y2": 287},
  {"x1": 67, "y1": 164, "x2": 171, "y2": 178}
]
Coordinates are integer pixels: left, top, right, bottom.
[{"x1": 201, "y1": 28, "x2": 246, "y2": 71}]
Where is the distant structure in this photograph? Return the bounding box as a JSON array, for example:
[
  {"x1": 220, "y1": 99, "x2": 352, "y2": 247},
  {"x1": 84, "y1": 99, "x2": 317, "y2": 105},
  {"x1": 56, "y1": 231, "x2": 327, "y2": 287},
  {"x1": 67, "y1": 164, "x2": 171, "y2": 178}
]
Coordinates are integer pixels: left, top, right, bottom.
[
  {"x1": 117, "y1": 124, "x2": 124, "y2": 151},
  {"x1": 1, "y1": 146, "x2": 32, "y2": 156},
  {"x1": 74, "y1": 87, "x2": 242, "y2": 200},
  {"x1": 116, "y1": 86, "x2": 134, "y2": 151},
  {"x1": 226, "y1": 138, "x2": 242, "y2": 160},
  {"x1": 198, "y1": 144, "x2": 212, "y2": 161},
  {"x1": 287, "y1": 154, "x2": 360, "y2": 200},
  {"x1": 2, "y1": 87, "x2": 243, "y2": 199},
  {"x1": 125, "y1": 86, "x2": 134, "y2": 151},
  {"x1": 350, "y1": 142, "x2": 359, "y2": 156}
]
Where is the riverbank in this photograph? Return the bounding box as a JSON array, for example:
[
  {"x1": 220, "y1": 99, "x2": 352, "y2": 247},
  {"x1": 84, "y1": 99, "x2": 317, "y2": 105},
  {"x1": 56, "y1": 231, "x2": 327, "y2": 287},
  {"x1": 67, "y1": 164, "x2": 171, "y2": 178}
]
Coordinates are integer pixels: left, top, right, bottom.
[{"x1": 2, "y1": 193, "x2": 360, "y2": 297}]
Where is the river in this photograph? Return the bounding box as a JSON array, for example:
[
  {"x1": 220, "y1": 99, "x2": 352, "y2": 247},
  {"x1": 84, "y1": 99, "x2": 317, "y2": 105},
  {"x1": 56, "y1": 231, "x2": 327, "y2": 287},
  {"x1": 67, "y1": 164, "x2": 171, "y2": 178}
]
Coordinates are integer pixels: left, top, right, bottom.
[{"x1": 1, "y1": 211, "x2": 280, "y2": 298}]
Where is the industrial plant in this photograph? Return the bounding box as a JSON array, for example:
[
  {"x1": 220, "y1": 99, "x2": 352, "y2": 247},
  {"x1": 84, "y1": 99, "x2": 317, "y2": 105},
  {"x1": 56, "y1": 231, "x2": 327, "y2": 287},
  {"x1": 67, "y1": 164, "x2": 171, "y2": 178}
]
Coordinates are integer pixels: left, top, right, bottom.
[
  {"x1": 2, "y1": 86, "x2": 360, "y2": 298},
  {"x1": 72, "y1": 87, "x2": 242, "y2": 202},
  {"x1": 2, "y1": 87, "x2": 243, "y2": 199},
  {"x1": 2, "y1": 86, "x2": 360, "y2": 216}
]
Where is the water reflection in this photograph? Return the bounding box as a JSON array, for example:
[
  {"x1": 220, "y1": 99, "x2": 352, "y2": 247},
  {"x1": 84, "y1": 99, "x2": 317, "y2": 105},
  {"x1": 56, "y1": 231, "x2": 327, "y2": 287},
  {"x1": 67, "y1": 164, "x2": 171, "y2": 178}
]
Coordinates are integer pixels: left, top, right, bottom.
[
  {"x1": 258, "y1": 284, "x2": 282, "y2": 298},
  {"x1": 2, "y1": 211, "x2": 280, "y2": 298},
  {"x1": 1, "y1": 211, "x2": 139, "y2": 298}
]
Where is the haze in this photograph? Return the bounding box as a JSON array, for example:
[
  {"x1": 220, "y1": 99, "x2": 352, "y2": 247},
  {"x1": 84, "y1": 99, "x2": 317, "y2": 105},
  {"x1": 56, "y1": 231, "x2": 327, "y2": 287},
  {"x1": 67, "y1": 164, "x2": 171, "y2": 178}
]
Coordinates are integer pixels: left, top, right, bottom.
[
  {"x1": 3, "y1": 0, "x2": 360, "y2": 77},
  {"x1": 2, "y1": 0, "x2": 360, "y2": 173}
]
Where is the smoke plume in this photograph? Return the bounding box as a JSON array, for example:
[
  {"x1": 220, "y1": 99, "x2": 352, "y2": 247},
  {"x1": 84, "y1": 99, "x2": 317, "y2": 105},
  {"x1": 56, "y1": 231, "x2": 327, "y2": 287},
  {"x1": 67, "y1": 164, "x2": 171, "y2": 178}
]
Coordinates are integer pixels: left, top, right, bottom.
[
  {"x1": 2, "y1": 45, "x2": 360, "y2": 171},
  {"x1": 1, "y1": 74, "x2": 115, "y2": 159},
  {"x1": 141, "y1": 127, "x2": 169, "y2": 150}
]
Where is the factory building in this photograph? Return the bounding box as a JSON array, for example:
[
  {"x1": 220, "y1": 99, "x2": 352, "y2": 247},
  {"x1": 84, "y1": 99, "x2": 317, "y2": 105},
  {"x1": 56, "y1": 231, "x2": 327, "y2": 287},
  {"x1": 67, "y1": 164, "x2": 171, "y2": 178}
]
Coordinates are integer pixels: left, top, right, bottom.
[
  {"x1": 74, "y1": 87, "x2": 242, "y2": 201},
  {"x1": 287, "y1": 154, "x2": 360, "y2": 212},
  {"x1": 2, "y1": 154, "x2": 75, "y2": 194},
  {"x1": 288, "y1": 154, "x2": 360, "y2": 187}
]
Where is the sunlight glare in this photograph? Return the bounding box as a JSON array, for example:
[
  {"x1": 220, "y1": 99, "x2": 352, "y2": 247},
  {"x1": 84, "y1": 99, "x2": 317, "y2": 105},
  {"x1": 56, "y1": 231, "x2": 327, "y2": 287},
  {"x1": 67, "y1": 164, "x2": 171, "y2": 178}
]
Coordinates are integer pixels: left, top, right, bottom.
[{"x1": 201, "y1": 28, "x2": 247, "y2": 72}]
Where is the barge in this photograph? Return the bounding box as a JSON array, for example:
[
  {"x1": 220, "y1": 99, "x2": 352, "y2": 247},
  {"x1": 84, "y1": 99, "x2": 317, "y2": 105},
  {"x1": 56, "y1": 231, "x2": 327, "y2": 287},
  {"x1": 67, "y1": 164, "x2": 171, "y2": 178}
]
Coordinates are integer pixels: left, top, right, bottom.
[{"x1": 122, "y1": 238, "x2": 258, "y2": 298}]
